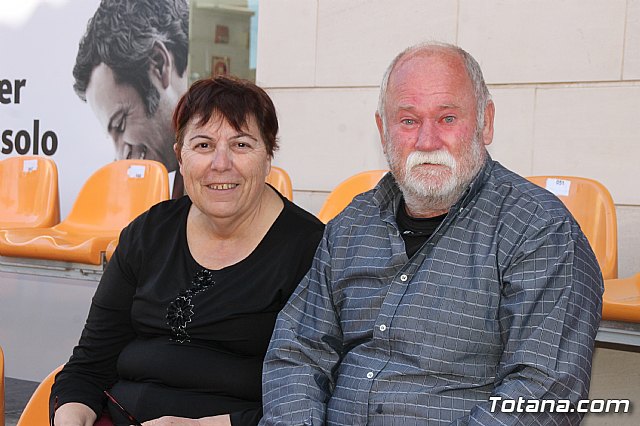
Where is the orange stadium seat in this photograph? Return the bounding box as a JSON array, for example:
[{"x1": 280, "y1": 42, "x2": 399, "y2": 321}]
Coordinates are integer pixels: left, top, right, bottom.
[
  {"x1": 527, "y1": 176, "x2": 618, "y2": 280},
  {"x1": 602, "y1": 273, "x2": 640, "y2": 323},
  {"x1": 0, "y1": 160, "x2": 169, "y2": 265},
  {"x1": 317, "y1": 170, "x2": 388, "y2": 224},
  {"x1": 105, "y1": 238, "x2": 118, "y2": 262},
  {"x1": 16, "y1": 364, "x2": 63, "y2": 426},
  {"x1": 0, "y1": 155, "x2": 60, "y2": 229},
  {"x1": 266, "y1": 166, "x2": 293, "y2": 201}
]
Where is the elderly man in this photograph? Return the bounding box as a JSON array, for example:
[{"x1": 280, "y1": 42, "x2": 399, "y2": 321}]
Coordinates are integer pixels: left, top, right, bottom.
[
  {"x1": 73, "y1": 0, "x2": 189, "y2": 197},
  {"x1": 260, "y1": 42, "x2": 603, "y2": 425}
]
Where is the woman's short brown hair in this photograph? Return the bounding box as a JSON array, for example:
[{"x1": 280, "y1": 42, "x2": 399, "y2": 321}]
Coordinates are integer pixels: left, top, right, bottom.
[{"x1": 173, "y1": 76, "x2": 279, "y2": 160}]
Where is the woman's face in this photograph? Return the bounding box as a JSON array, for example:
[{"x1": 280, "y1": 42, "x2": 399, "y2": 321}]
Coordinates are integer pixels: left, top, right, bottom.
[{"x1": 177, "y1": 114, "x2": 271, "y2": 222}]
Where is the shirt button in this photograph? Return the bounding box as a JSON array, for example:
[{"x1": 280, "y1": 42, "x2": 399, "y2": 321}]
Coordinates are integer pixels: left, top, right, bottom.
[
  {"x1": 366, "y1": 371, "x2": 374, "y2": 379},
  {"x1": 400, "y1": 274, "x2": 408, "y2": 282},
  {"x1": 379, "y1": 324, "x2": 387, "y2": 332}
]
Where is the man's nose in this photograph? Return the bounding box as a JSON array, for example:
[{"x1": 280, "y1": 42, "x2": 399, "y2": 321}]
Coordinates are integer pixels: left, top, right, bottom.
[
  {"x1": 116, "y1": 142, "x2": 147, "y2": 160},
  {"x1": 414, "y1": 122, "x2": 443, "y2": 151}
]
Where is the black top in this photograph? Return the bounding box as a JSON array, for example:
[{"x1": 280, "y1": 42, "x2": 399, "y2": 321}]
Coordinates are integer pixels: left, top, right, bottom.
[
  {"x1": 50, "y1": 193, "x2": 324, "y2": 425},
  {"x1": 396, "y1": 199, "x2": 446, "y2": 258}
]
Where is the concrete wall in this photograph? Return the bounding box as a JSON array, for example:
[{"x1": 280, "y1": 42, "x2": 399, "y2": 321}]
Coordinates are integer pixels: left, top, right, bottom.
[{"x1": 256, "y1": 0, "x2": 640, "y2": 278}]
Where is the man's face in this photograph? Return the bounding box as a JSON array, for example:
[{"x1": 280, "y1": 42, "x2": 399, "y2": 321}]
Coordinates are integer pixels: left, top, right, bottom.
[
  {"x1": 85, "y1": 63, "x2": 178, "y2": 171},
  {"x1": 377, "y1": 50, "x2": 493, "y2": 215}
]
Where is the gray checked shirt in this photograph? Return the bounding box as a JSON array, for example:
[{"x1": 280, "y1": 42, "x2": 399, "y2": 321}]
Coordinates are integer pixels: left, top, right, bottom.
[{"x1": 261, "y1": 159, "x2": 603, "y2": 425}]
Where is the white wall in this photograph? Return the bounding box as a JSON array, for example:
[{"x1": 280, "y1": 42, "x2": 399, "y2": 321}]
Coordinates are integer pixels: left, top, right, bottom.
[{"x1": 256, "y1": 0, "x2": 640, "y2": 278}]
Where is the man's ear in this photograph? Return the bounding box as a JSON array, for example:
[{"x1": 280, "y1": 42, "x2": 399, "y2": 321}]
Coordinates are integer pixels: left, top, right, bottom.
[
  {"x1": 149, "y1": 41, "x2": 172, "y2": 89},
  {"x1": 375, "y1": 112, "x2": 387, "y2": 153},
  {"x1": 482, "y1": 100, "x2": 495, "y2": 146}
]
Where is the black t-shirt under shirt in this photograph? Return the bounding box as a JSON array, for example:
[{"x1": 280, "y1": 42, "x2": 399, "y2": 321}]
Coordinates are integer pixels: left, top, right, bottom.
[{"x1": 396, "y1": 199, "x2": 447, "y2": 258}]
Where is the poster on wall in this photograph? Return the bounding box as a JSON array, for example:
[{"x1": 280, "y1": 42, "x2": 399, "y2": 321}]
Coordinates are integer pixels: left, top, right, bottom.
[{"x1": 0, "y1": 0, "x2": 190, "y2": 216}]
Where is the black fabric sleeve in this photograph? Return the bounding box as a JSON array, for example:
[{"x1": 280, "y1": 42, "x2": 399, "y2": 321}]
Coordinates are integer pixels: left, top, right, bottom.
[{"x1": 49, "y1": 221, "x2": 140, "y2": 418}]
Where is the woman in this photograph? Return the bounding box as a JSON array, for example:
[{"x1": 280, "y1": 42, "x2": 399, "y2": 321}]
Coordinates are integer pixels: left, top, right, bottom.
[{"x1": 50, "y1": 77, "x2": 324, "y2": 425}]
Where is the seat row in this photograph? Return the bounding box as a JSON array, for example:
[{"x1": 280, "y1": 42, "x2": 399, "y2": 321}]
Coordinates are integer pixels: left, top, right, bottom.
[
  {"x1": 0, "y1": 156, "x2": 638, "y2": 323},
  {"x1": 0, "y1": 156, "x2": 292, "y2": 265}
]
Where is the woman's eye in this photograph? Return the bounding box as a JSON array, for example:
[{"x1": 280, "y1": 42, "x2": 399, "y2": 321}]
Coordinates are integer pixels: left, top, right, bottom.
[
  {"x1": 197, "y1": 142, "x2": 209, "y2": 149},
  {"x1": 236, "y1": 141, "x2": 253, "y2": 149}
]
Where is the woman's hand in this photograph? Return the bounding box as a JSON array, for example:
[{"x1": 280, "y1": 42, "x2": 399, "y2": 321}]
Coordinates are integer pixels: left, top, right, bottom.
[
  {"x1": 53, "y1": 402, "x2": 97, "y2": 426},
  {"x1": 142, "y1": 414, "x2": 231, "y2": 425}
]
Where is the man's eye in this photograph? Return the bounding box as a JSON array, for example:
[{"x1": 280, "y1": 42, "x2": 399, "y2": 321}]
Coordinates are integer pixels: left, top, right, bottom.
[
  {"x1": 443, "y1": 116, "x2": 455, "y2": 124},
  {"x1": 114, "y1": 114, "x2": 127, "y2": 132},
  {"x1": 401, "y1": 119, "x2": 415, "y2": 125}
]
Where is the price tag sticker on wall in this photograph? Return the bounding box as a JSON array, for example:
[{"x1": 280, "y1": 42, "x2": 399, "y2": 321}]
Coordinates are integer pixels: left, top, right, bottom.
[
  {"x1": 545, "y1": 178, "x2": 571, "y2": 197},
  {"x1": 23, "y1": 159, "x2": 38, "y2": 173},
  {"x1": 127, "y1": 165, "x2": 146, "y2": 178}
]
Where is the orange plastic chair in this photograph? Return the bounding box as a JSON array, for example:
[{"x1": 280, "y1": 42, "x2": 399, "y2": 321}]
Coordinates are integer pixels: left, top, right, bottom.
[
  {"x1": 105, "y1": 238, "x2": 118, "y2": 262},
  {"x1": 602, "y1": 273, "x2": 640, "y2": 323},
  {"x1": 317, "y1": 170, "x2": 388, "y2": 223},
  {"x1": 0, "y1": 155, "x2": 60, "y2": 229},
  {"x1": 16, "y1": 364, "x2": 63, "y2": 426},
  {"x1": 1, "y1": 345, "x2": 4, "y2": 426},
  {"x1": 527, "y1": 176, "x2": 618, "y2": 279},
  {"x1": 266, "y1": 166, "x2": 293, "y2": 201},
  {"x1": 0, "y1": 160, "x2": 169, "y2": 265}
]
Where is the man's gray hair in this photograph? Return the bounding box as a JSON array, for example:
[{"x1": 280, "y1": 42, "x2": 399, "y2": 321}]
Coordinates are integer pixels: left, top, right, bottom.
[{"x1": 377, "y1": 42, "x2": 491, "y2": 132}]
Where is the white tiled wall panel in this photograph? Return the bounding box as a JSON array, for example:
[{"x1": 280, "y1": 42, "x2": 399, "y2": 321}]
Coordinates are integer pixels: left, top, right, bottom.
[
  {"x1": 459, "y1": 0, "x2": 626, "y2": 84},
  {"x1": 290, "y1": 190, "x2": 329, "y2": 216},
  {"x1": 256, "y1": 0, "x2": 317, "y2": 87},
  {"x1": 616, "y1": 206, "x2": 640, "y2": 278},
  {"x1": 532, "y1": 85, "x2": 640, "y2": 206},
  {"x1": 624, "y1": 0, "x2": 640, "y2": 79},
  {"x1": 268, "y1": 87, "x2": 387, "y2": 191},
  {"x1": 486, "y1": 87, "x2": 536, "y2": 177},
  {"x1": 257, "y1": 0, "x2": 639, "y2": 280},
  {"x1": 315, "y1": 0, "x2": 458, "y2": 87}
]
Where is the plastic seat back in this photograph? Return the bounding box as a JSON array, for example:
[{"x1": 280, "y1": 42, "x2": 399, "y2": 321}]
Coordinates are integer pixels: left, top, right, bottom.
[
  {"x1": 266, "y1": 166, "x2": 293, "y2": 201},
  {"x1": 317, "y1": 170, "x2": 388, "y2": 223},
  {"x1": 16, "y1": 364, "x2": 63, "y2": 426},
  {"x1": 0, "y1": 155, "x2": 60, "y2": 228},
  {"x1": 59, "y1": 160, "x2": 169, "y2": 235},
  {"x1": 603, "y1": 272, "x2": 640, "y2": 323},
  {"x1": 527, "y1": 176, "x2": 618, "y2": 279},
  {"x1": 105, "y1": 238, "x2": 118, "y2": 262}
]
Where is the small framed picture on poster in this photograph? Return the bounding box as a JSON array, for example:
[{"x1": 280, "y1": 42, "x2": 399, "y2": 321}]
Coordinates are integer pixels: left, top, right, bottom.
[
  {"x1": 211, "y1": 56, "x2": 230, "y2": 77},
  {"x1": 215, "y1": 25, "x2": 229, "y2": 43}
]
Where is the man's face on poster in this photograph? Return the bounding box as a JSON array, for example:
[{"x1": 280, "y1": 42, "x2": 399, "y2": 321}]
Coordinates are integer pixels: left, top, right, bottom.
[{"x1": 85, "y1": 63, "x2": 178, "y2": 172}]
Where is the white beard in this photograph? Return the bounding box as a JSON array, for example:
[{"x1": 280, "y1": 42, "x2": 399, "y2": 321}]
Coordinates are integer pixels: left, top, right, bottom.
[{"x1": 385, "y1": 129, "x2": 486, "y2": 216}]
